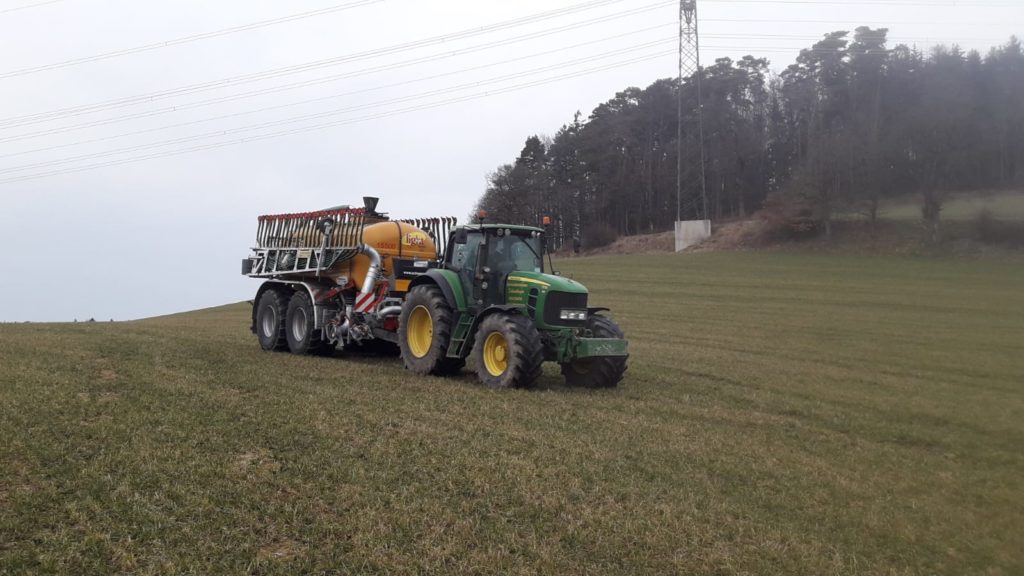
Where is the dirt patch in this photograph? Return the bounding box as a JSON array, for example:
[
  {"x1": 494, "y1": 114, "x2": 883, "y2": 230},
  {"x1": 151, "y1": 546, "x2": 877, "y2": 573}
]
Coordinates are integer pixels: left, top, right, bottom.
[
  {"x1": 99, "y1": 369, "x2": 119, "y2": 382},
  {"x1": 233, "y1": 449, "x2": 281, "y2": 476},
  {"x1": 564, "y1": 221, "x2": 762, "y2": 257},
  {"x1": 257, "y1": 539, "x2": 303, "y2": 562},
  {"x1": 562, "y1": 217, "x2": 1024, "y2": 257},
  {"x1": 77, "y1": 391, "x2": 121, "y2": 403},
  {"x1": 688, "y1": 220, "x2": 766, "y2": 252},
  {"x1": 564, "y1": 231, "x2": 676, "y2": 257}
]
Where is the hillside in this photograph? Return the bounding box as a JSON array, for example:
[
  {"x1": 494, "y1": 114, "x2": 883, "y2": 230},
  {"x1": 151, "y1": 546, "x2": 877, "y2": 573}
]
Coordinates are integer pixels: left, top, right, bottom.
[
  {"x1": 2, "y1": 253, "x2": 1023, "y2": 574},
  {"x1": 572, "y1": 190, "x2": 1024, "y2": 257}
]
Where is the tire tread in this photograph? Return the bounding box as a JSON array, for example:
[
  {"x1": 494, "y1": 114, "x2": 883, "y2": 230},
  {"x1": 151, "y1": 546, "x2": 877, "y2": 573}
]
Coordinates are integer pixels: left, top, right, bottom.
[{"x1": 560, "y1": 315, "x2": 628, "y2": 388}]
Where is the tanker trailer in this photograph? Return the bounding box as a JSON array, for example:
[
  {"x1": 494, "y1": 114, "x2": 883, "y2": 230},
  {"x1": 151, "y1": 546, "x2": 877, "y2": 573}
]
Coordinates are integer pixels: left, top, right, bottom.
[{"x1": 242, "y1": 197, "x2": 456, "y2": 355}]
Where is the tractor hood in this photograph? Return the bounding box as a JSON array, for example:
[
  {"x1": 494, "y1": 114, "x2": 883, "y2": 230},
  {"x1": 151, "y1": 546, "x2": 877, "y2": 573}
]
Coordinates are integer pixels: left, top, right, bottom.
[{"x1": 506, "y1": 271, "x2": 587, "y2": 295}]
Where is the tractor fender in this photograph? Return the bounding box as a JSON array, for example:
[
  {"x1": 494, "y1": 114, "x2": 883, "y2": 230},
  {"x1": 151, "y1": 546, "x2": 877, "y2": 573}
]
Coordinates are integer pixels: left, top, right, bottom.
[
  {"x1": 408, "y1": 269, "x2": 465, "y2": 312},
  {"x1": 587, "y1": 307, "x2": 611, "y2": 315},
  {"x1": 251, "y1": 279, "x2": 333, "y2": 332}
]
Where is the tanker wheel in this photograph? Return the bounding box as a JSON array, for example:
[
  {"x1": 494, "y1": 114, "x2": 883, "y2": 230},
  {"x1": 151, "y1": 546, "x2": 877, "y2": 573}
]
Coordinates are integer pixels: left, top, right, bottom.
[
  {"x1": 255, "y1": 289, "x2": 288, "y2": 351},
  {"x1": 560, "y1": 315, "x2": 627, "y2": 388},
  {"x1": 398, "y1": 284, "x2": 463, "y2": 375},
  {"x1": 471, "y1": 313, "x2": 543, "y2": 389},
  {"x1": 285, "y1": 290, "x2": 334, "y2": 356}
]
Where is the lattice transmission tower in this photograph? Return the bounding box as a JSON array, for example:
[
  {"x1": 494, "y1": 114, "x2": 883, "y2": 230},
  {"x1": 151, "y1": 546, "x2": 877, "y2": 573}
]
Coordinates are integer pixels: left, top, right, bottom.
[{"x1": 676, "y1": 0, "x2": 708, "y2": 223}]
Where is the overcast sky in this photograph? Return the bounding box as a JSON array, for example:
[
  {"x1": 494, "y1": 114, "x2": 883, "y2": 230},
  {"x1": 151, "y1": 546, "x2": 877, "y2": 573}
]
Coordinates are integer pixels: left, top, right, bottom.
[{"x1": 0, "y1": 0, "x2": 1020, "y2": 322}]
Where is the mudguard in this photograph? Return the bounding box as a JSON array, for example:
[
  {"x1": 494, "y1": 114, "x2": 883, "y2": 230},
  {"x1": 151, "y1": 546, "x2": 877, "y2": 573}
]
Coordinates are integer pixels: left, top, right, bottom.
[{"x1": 408, "y1": 269, "x2": 466, "y2": 312}]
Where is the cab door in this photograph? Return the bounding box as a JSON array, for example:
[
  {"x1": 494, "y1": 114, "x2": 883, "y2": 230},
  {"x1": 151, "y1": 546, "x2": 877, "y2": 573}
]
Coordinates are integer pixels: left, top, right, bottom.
[{"x1": 447, "y1": 231, "x2": 482, "y2": 307}]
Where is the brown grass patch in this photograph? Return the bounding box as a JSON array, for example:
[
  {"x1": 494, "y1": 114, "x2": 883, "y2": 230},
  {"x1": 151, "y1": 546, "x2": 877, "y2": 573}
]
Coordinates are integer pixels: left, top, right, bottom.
[
  {"x1": 233, "y1": 449, "x2": 281, "y2": 476},
  {"x1": 257, "y1": 539, "x2": 303, "y2": 562}
]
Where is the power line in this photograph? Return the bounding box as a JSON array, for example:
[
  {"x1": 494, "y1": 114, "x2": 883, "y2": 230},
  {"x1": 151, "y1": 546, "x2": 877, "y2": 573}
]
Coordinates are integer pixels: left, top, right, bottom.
[
  {"x1": 0, "y1": 24, "x2": 677, "y2": 157},
  {"x1": 702, "y1": 0, "x2": 1018, "y2": 5},
  {"x1": 0, "y1": 50, "x2": 676, "y2": 185},
  {"x1": 1, "y1": 31, "x2": 1007, "y2": 160},
  {"x1": 0, "y1": 40, "x2": 677, "y2": 174},
  {"x1": 0, "y1": 0, "x2": 382, "y2": 79},
  {"x1": 0, "y1": 0, "x2": 646, "y2": 128},
  {"x1": 702, "y1": 44, "x2": 951, "y2": 53},
  {"x1": 0, "y1": 3, "x2": 674, "y2": 139},
  {"x1": 702, "y1": 33, "x2": 1008, "y2": 43},
  {"x1": 703, "y1": 17, "x2": 1014, "y2": 26},
  {"x1": 0, "y1": 25, "x2": 1004, "y2": 146},
  {"x1": 0, "y1": 0, "x2": 64, "y2": 16}
]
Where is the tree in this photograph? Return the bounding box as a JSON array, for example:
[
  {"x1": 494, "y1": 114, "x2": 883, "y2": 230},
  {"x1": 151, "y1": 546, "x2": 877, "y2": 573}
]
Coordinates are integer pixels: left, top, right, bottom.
[{"x1": 474, "y1": 32, "x2": 1023, "y2": 246}]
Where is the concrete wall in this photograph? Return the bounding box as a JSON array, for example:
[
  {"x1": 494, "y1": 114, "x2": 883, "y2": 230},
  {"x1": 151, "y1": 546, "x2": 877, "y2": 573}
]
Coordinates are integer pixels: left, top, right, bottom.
[{"x1": 675, "y1": 220, "x2": 711, "y2": 252}]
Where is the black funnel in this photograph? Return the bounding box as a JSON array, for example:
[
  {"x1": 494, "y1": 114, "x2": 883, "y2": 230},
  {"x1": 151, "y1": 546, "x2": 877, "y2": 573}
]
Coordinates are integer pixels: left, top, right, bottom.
[{"x1": 363, "y1": 196, "x2": 379, "y2": 213}]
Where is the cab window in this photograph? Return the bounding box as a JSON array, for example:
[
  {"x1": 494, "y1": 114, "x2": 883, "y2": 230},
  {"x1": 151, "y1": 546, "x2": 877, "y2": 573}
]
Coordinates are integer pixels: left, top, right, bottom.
[{"x1": 450, "y1": 233, "x2": 482, "y2": 272}]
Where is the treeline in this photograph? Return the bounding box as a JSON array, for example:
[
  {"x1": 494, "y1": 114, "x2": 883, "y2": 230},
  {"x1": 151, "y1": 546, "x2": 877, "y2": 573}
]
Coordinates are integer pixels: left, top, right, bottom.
[{"x1": 474, "y1": 30, "x2": 1024, "y2": 246}]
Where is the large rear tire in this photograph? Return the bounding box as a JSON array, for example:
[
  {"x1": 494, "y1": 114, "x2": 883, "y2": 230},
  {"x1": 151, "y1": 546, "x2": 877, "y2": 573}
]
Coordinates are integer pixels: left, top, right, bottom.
[
  {"x1": 399, "y1": 284, "x2": 463, "y2": 375},
  {"x1": 285, "y1": 290, "x2": 334, "y2": 356},
  {"x1": 471, "y1": 313, "x2": 543, "y2": 389},
  {"x1": 560, "y1": 315, "x2": 627, "y2": 388},
  {"x1": 255, "y1": 289, "x2": 288, "y2": 351}
]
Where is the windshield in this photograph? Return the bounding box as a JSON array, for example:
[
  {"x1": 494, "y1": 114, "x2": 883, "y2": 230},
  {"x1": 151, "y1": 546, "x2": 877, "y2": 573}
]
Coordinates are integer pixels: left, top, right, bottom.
[{"x1": 489, "y1": 232, "x2": 542, "y2": 273}]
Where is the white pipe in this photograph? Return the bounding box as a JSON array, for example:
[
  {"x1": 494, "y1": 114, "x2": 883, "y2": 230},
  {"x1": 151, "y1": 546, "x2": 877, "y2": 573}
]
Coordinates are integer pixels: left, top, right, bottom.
[{"x1": 358, "y1": 244, "x2": 382, "y2": 298}]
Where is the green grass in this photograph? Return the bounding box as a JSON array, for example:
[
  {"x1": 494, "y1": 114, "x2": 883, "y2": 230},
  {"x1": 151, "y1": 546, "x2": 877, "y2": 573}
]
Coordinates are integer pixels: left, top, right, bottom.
[
  {"x1": 882, "y1": 190, "x2": 1024, "y2": 222},
  {"x1": 2, "y1": 252, "x2": 1023, "y2": 574}
]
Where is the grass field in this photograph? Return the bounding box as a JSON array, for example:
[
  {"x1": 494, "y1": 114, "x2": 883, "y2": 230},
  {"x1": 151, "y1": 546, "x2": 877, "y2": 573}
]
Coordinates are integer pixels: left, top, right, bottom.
[
  {"x1": 881, "y1": 190, "x2": 1024, "y2": 222},
  {"x1": 2, "y1": 253, "x2": 1023, "y2": 574}
]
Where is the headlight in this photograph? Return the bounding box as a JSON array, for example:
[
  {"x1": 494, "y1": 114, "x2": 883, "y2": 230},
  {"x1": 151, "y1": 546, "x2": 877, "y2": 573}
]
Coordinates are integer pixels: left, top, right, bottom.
[{"x1": 559, "y1": 309, "x2": 587, "y2": 321}]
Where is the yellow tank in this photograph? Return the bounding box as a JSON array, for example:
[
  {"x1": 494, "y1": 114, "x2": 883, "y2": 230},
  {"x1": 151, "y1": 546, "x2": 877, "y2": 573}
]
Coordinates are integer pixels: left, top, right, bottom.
[{"x1": 339, "y1": 221, "x2": 436, "y2": 293}]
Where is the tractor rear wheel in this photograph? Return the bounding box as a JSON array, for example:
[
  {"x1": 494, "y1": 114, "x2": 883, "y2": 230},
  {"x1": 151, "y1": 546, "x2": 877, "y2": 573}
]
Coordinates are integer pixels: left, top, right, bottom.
[
  {"x1": 285, "y1": 290, "x2": 334, "y2": 356},
  {"x1": 560, "y1": 315, "x2": 627, "y2": 388},
  {"x1": 471, "y1": 313, "x2": 543, "y2": 389},
  {"x1": 399, "y1": 284, "x2": 463, "y2": 375},
  {"x1": 255, "y1": 288, "x2": 288, "y2": 351}
]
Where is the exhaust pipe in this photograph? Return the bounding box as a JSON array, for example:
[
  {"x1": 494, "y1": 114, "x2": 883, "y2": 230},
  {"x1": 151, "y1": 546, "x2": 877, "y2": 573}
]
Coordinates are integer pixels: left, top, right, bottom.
[
  {"x1": 363, "y1": 196, "x2": 379, "y2": 215},
  {"x1": 376, "y1": 306, "x2": 402, "y2": 318}
]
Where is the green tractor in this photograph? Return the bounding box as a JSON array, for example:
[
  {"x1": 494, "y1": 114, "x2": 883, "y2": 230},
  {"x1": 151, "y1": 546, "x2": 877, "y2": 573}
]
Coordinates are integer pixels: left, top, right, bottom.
[{"x1": 399, "y1": 222, "x2": 628, "y2": 388}]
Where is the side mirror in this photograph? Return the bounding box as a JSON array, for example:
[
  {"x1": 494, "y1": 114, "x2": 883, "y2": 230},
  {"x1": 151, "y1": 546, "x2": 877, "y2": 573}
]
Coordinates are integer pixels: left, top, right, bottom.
[{"x1": 453, "y1": 229, "x2": 468, "y2": 245}]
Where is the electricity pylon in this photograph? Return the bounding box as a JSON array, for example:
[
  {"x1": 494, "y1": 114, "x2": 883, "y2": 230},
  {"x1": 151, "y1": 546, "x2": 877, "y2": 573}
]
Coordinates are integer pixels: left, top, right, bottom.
[{"x1": 676, "y1": 0, "x2": 708, "y2": 223}]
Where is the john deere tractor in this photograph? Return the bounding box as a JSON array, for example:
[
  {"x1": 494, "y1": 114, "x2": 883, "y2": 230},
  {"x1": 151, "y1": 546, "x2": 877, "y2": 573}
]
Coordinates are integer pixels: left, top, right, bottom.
[{"x1": 398, "y1": 221, "x2": 628, "y2": 389}]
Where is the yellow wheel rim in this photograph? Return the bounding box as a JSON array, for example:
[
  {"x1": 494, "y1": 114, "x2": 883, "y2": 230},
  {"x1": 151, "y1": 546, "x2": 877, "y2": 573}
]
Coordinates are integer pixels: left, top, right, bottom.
[
  {"x1": 482, "y1": 332, "x2": 509, "y2": 377},
  {"x1": 407, "y1": 305, "x2": 433, "y2": 358}
]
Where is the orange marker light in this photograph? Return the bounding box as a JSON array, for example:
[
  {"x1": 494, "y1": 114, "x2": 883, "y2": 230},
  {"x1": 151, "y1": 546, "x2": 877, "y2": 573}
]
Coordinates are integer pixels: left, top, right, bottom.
[{"x1": 478, "y1": 209, "x2": 487, "y2": 220}]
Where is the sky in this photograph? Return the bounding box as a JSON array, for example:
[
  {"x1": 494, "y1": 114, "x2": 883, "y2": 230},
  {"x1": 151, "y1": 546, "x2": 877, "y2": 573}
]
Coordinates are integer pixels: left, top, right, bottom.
[{"x1": 0, "y1": 0, "x2": 1020, "y2": 322}]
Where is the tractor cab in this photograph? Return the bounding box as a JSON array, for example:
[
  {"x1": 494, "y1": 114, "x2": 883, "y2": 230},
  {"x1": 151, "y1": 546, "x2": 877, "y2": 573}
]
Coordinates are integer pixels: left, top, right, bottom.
[{"x1": 445, "y1": 224, "x2": 545, "y2": 307}]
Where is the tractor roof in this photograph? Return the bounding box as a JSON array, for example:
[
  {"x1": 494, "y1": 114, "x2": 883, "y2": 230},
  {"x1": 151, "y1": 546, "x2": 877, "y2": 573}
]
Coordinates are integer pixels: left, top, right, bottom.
[{"x1": 460, "y1": 224, "x2": 544, "y2": 234}]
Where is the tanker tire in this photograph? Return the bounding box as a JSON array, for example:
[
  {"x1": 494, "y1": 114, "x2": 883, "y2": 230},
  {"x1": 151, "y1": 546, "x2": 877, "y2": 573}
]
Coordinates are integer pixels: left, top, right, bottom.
[
  {"x1": 285, "y1": 290, "x2": 334, "y2": 356},
  {"x1": 471, "y1": 313, "x2": 543, "y2": 389},
  {"x1": 399, "y1": 284, "x2": 463, "y2": 376},
  {"x1": 560, "y1": 315, "x2": 628, "y2": 388},
  {"x1": 255, "y1": 289, "x2": 288, "y2": 351}
]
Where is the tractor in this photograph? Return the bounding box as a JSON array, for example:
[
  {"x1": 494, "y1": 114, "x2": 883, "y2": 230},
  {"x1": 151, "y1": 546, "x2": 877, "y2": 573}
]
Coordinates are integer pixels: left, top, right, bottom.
[
  {"x1": 243, "y1": 198, "x2": 627, "y2": 389},
  {"x1": 398, "y1": 218, "x2": 628, "y2": 388}
]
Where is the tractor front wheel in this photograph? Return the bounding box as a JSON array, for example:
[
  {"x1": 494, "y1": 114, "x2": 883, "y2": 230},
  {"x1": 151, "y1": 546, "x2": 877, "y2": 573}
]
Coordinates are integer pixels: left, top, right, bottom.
[
  {"x1": 471, "y1": 313, "x2": 543, "y2": 389},
  {"x1": 560, "y1": 315, "x2": 627, "y2": 388},
  {"x1": 399, "y1": 284, "x2": 463, "y2": 375}
]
